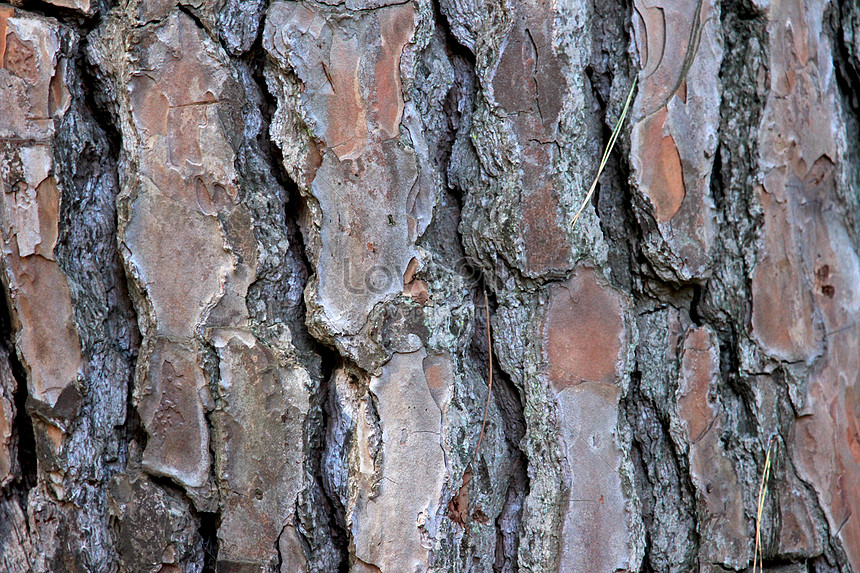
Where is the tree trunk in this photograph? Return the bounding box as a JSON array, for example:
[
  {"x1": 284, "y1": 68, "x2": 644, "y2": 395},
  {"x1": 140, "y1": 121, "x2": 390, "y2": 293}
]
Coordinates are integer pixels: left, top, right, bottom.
[{"x1": 0, "y1": 0, "x2": 858, "y2": 571}]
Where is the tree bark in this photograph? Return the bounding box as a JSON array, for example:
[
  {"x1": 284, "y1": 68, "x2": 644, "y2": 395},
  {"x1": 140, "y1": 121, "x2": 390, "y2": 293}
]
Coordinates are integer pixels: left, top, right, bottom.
[{"x1": 0, "y1": 0, "x2": 858, "y2": 571}]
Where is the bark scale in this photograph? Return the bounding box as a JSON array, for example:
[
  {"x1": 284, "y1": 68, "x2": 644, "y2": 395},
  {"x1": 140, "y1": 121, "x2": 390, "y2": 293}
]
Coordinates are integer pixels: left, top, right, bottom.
[{"x1": 0, "y1": 0, "x2": 857, "y2": 572}]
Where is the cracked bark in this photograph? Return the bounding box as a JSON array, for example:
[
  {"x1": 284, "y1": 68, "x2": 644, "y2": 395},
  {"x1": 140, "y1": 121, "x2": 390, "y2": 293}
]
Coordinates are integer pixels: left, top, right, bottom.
[{"x1": 0, "y1": 0, "x2": 859, "y2": 572}]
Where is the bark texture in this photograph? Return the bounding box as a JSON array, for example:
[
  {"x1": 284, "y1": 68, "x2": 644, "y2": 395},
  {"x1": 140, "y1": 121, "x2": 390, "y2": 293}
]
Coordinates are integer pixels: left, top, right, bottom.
[{"x1": 0, "y1": 0, "x2": 858, "y2": 571}]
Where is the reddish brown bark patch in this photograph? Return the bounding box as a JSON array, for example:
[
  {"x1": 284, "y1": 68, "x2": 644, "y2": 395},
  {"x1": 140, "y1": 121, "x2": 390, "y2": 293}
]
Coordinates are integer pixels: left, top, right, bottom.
[
  {"x1": 777, "y1": 474, "x2": 822, "y2": 557},
  {"x1": 325, "y1": 33, "x2": 365, "y2": 160},
  {"x1": 0, "y1": 6, "x2": 13, "y2": 69},
  {"x1": 638, "y1": 108, "x2": 686, "y2": 221},
  {"x1": 34, "y1": 175, "x2": 59, "y2": 258},
  {"x1": 489, "y1": 3, "x2": 572, "y2": 276},
  {"x1": 678, "y1": 326, "x2": 748, "y2": 564},
  {"x1": 794, "y1": 356, "x2": 860, "y2": 566},
  {"x1": 323, "y1": 3, "x2": 414, "y2": 160},
  {"x1": 374, "y1": 4, "x2": 414, "y2": 140},
  {"x1": 750, "y1": 186, "x2": 820, "y2": 363},
  {"x1": 545, "y1": 268, "x2": 624, "y2": 390},
  {"x1": 677, "y1": 327, "x2": 715, "y2": 443},
  {"x1": 3, "y1": 31, "x2": 37, "y2": 83},
  {"x1": 521, "y1": 140, "x2": 571, "y2": 274},
  {"x1": 129, "y1": 74, "x2": 169, "y2": 137},
  {"x1": 138, "y1": 339, "x2": 210, "y2": 488},
  {"x1": 11, "y1": 252, "x2": 83, "y2": 407}
]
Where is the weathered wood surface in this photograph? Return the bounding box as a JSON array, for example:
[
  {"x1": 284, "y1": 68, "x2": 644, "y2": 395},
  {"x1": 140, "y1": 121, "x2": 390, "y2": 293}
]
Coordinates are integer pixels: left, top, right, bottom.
[{"x1": 0, "y1": 0, "x2": 858, "y2": 571}]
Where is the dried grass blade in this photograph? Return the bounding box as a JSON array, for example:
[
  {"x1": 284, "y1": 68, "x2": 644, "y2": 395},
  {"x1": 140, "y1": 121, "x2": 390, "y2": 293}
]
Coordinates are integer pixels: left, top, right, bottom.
[{"x1": 570, "y1": 77, "x2": 637, "y2": 229}]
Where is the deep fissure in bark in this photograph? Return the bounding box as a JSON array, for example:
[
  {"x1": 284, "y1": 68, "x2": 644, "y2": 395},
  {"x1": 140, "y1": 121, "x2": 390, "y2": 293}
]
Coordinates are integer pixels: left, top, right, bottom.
[
  {"x1": 827, "y1": 1, "x2": 860, "y2": 244},
  {"x1": 198, "y1": 511, "x2": 220, "y2": 573},
  {"x1": 489, "y1": 362, "x2": 528, "y2": 573},
  {"x1": 624, "y1": 365, "x2": 700, "y2": 572},
  {"x1": 428, "y1": 4, "x2": 532, "y2": 560},
  {"x1": 249, "y1": 24, "x2": 352, "y2": 566},
  {"x1": 65, "y1": 36, "x2": 145, "y2": 464},
  {"x1": 1, "y1": 294, "x2": 36, "y2": 494},
  {"x1": 307, "y1": 350, "x2": 351, "y2": 571}
]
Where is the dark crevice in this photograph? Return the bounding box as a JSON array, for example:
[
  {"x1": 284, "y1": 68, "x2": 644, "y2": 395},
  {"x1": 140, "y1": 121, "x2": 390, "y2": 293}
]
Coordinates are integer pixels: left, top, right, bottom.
[
  {"x1": 703, "y1": 0, "x2": 767, "y2": 328},
  {"x1": 431, "y1": 0, "x2": 475, "y2": 65},
  {"x1": 626, "y1": 404, "x2": 658, "y2": 573},
  {"x1": 624, "y1": 366, "x2": 700, "y2": 572},
  {"x1": 590, "y1": 0, "x2": 640, "y2": 293},
  {"x1": 247, "y1": 25, "x2": 350, "y2": 570},
  {"x1": 689, "y1": 284, "x2": 704, "y2": 326},
  {"x1": 827, "y1": 1, "x2": 860, "y2": 246},
  {"x1": 465, "y1": 279, "x2": 528, "y2": 572},
  {"x1": 708, "y1": 0, "x2": 766, "y2": 439},
  {"x1": 245, "y1": 24, "x2": 316, "y2": 344},
  {"x1": 146, "y1": 473, "x2": 221, "y2": 571},
  {"x1": 10, "y1": 359, "x2": 35, "y2": 492},
  {"x1": 709, "y1": 140, "x2": 726, "y2": 218},
  {"x1": 307, "y1": 349, "x2": 351, "y2": 572},
  {"x1": 585, "y1": 64, "x2": 610, "y2": 215},
  {"x1": 0, "y1": 293, "x2": 37, "y2": 494},
  {"x1": 431, "y1": 0, "x2": 477, "y2": 201},
  {"x1": 8, "y1": 0, "x2": 97, "y2": 28},
  {"x1": 425, "y1": 2, "x2": 531, "y2": 562},
  {"x1": 73, "y1": 47, "x2": 145, "y2": 469},
  {"x1": 430, "y1": 0, "x2": 530, "y2": 565},
  {"x1": 490, "y1": 372, "x2": 528, "y2": 573},
  {"x1": 198, "y1": 511, "x2": 220, "y2": 573}
]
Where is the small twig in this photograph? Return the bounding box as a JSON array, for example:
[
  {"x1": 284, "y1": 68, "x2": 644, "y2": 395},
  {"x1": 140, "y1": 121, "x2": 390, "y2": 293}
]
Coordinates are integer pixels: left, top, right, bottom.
[
  {"x1": 472, "y1": 289, "x2": 494, "y2": 462},
  {"x1": 570, "y1": 77, "x2": 637, "y2": 229},
  {"x1": 753, "y1": 438, "x2": 775, "y2": 573}
]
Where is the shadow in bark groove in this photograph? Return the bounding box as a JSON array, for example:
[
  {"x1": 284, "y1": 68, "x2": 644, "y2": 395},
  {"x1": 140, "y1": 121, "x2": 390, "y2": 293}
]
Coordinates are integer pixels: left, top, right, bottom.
[
  {"x1": 250, "y1": 24, "x2": 352, "y2": 567},
  {"x1": 199, "y1": 510, "x2": 220, "y2": 573},
  {"x1": 624, "y1": 367, "x2": 700, "y2": 572},
  {"x1": 310, "y1": 350, "x2": 352, "y2": 572},
  {"x1": 827, "y1": 1, "x2": 860, "y2": 245},
  {"x1": 430, "y1": 0, "x2": 531, "y2": 566},
  {"x1": 0, "y1": 290, "x2": 37, "y2": 494}
]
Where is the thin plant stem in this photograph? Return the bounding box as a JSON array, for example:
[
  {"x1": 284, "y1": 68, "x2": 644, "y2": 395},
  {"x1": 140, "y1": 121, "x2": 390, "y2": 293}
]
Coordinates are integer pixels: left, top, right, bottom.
[
  {"x1": 570, "y1": 77, "x2": 637, "y2": 229},
  {"x1": 753, "y1": 438, "x2": 774, "y2": 573}
]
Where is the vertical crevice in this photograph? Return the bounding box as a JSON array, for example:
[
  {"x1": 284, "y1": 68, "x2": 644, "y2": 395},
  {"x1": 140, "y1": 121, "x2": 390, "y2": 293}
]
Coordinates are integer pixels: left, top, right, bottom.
[
  {"x1": 198, "y1": 511, "x2": 220, "y2": 573},
  {"x1": 430, "y1": 0, "x2": 531, "y2": 564},
  {"x1": 464, "y1": 282, "x2": 528, "y2": 573},
  {"x1": 0, "y1": 294, "x2": 37, "y2": 494},
  {"x1": 307, "y1": 350, "x2": 351, "y2": 572},
  {"x1": 10, "y1": 360, "x2": 36, "y2": 493},
  {"x1": 623, "y1": 366, "x2": 700, "y2": 572},
  {"x1": 827, "y1": 1, "x2": 860, "y2": 245},
  {"x1": 72, "y1": 47, "x2": 144, "y2": 472},
  {"x1": 247, "y1": 21, "x2": 351, "y2": 569},
  {"x1": 490, "y1": 366, "x2": 528, "y2": 573},
  {"x1": 589, "y1": 0, "x2": 640, "y2": 294}
]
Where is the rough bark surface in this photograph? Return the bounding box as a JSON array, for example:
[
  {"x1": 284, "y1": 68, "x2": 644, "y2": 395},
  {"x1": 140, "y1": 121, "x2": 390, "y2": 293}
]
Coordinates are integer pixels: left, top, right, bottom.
[{"x1": 0, "y1": 0, "x2": 858, "y2": 571}]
